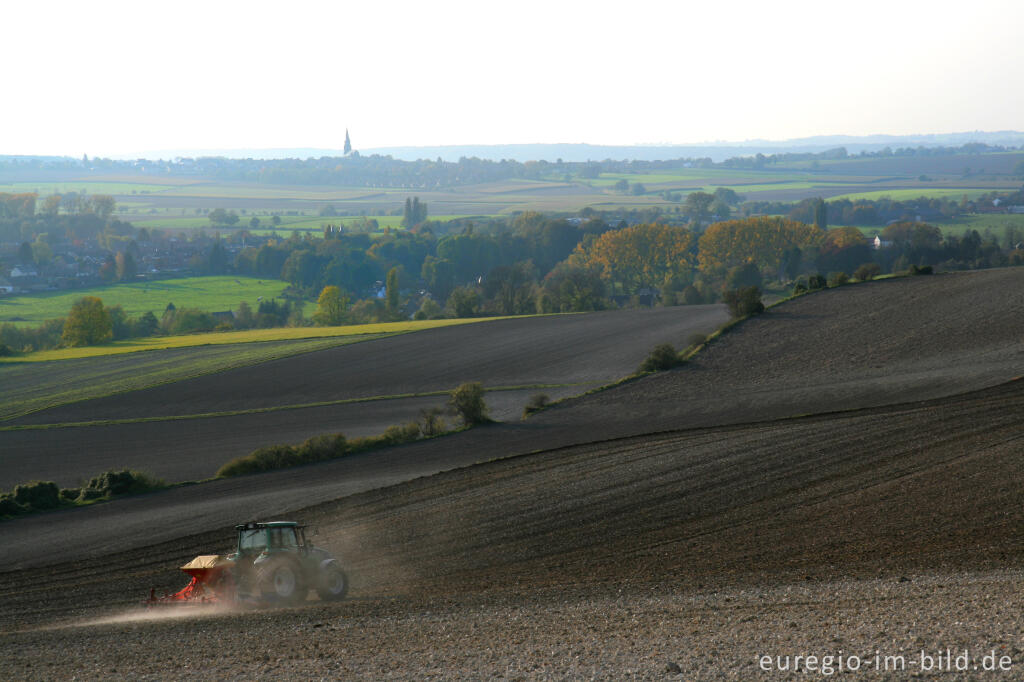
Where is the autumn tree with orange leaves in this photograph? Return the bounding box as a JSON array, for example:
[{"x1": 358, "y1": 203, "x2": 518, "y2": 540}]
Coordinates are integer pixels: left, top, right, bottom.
[
  {"x1": 697, "y1": 217, "x2": 823, "y2": 279},
  {"x1": 571, "y1": 223, "x2": 696, "y2": 294}
]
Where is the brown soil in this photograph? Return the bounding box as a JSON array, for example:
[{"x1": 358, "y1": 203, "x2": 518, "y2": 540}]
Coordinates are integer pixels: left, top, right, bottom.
[
  {"x1": 1, "y1": 305, "x2": 726, "y2": 487},
  {"x1": 0, "y1": 268, "x2": 1022, "y2": 679}
]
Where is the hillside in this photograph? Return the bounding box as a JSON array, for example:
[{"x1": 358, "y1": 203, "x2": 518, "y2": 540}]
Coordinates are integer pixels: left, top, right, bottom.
[
  {"x1": 0, "y1": 306, "x2": 727, "y2": 488},
  {"x1": 0, "y1": 268, "x2": 1021, "y2": 678}
]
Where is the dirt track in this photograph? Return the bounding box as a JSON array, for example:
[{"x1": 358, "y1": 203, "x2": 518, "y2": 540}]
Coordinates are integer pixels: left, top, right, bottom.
[{"x1": 0, "y1": 268, "x2": 1022, "y2": 678}]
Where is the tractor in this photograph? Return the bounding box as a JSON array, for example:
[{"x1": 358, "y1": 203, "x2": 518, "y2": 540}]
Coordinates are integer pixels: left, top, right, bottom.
[{"x1": 148, "y1": 521, "x2": 348, "y2": 606}]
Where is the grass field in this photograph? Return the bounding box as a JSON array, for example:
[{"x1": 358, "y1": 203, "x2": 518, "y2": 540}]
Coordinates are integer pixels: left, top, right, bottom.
[{"x1": 0, "y1": 276, "x2": 297, "y2": 325}]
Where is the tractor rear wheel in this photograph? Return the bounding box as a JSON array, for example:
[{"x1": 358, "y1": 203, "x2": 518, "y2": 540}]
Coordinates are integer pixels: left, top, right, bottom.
[
  {"x1": 257, "y1": 558, "x2": 307, "y2": 605},
  {"x1": 316, "y1": 564, "x2": 349, "y2": 601}
]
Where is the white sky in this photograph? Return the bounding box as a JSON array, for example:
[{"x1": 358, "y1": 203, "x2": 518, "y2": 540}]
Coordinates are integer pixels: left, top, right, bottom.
[{"x1": 3, "y1": 0, "x2": 1022, "y2": 157}]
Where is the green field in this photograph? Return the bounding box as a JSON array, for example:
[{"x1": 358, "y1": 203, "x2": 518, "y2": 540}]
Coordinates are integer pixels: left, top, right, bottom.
[
  {"x1": 0, "y1": 181, "x2": 186, "y2": 195},
  {"x1": 0, "y1": 276, "x2": 298, "y2": 325},
  {"x1": 826, "y1": 188, "x2": 1001, "y2": 202}
]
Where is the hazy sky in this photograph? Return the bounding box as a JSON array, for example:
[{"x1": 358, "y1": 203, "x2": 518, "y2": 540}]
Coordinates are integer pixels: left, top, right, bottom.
[{"x1": 4, "y1": 0, "x2": 1023, "y2": 157}]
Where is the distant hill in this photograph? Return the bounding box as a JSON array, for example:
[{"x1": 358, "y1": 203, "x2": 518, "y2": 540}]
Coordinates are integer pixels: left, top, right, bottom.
[
  {"x1": 363, "y1": 132, "x2": 1024, "y2": 162},
  {"x1": 87, "y1": 131, "x2": 1024, "y2": 164}
]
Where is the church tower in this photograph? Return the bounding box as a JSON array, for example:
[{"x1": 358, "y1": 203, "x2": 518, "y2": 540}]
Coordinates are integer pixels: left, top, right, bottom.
[{"x1": 343, "y1": 129, "x2": 352, "y2": 155}]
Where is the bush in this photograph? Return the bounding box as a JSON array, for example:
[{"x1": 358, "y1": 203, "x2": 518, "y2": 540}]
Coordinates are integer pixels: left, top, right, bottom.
[
  {"x1": 806, "y1": 273, "x2": 827, "y2": 290},
  {"x1": 217, "y1": 444, "x2": 300, "y2": 477},
  {"x1": 638, "y1": 343, "x2": 683, "y2": 372},
  {"x1": 0, "y1": 495, "x2": 25, "y2": 517},
  {"x1": 295, "y1": 434, "x2": 347, "y2": 463},
  {"x1": 419, "y1": 407, "x2": 447, "y2": 436},
  {"x1": 13, "y1": 480, "x2": 61, "y2": 511},
  {"x1": 908, "y1": 264, "x2": 933, "y2": 275},
  {"x1": 725, "y1": 262, "x2": 762, "y2": 290},
  {"x1": 853, "y1": 263, "x2": 881, "y2": 281},
  {"x1": 792, "y1": 282, "x2": 808, "y2": 296},
  {"x1": 384, "y1": 422, "x2": 422, "y2": 443},
  {"x1": 722, "y1": 286, "x2": 765, "y2": 318},
  {"x1": 681, "y1": 284, "x2": 704, "y2": 305},
  {"x1": 449, "y1": 382, "x2": 489, "y2": 426},
  {"x1": 523, "y1": 393, "x2": 550, "y2": 418},
  {"x1": 78, "y1": 469, "x2": 165, "y2": 500},
  {"x1": 827, "y1": 271, "x2": 850, "y2": 287},
  {"x1": 0, "y1": 343, "x2": 13, "y2": 357}
]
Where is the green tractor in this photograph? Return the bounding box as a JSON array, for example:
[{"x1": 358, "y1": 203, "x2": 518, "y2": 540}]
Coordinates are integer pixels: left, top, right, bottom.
[{"x1": 148, "y1": 521, "x2": 348, "y2": 606}]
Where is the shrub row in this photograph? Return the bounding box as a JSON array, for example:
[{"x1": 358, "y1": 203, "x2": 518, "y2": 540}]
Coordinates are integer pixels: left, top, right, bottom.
[
  {"x1": 217, "y1": 382, "x2": 492, "y2": 478},
  {"x1": 216, "y1": 421, "x2": 429, "y2": 478},
  {"x1": 0, "y1": 469, "x2": 167, "y2": 519}
]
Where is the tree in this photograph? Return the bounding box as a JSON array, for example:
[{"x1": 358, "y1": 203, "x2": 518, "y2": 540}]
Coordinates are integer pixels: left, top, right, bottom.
[
  {"x1": 713, "y1": 187, "x2": 744, "y2": 206},
  {"x1": 538, "y1": 263, "x2": 607, "y2": 312},
  {"x1": 106, "y1": 305, "x2": 131, "y2": 340},
  {"x1": 813, "y1": 197, "x2": 828, "y2": 230},
  {"x1": 235, "y1": 301, "x2": 255, "y2": 329},
  {"x1": 448, "y1": 382, "x2": 489, "y2": 426},
  {"x1": 313, "y1": 285, "x2": 347, "y2": 326},
  {"x1": 401, "y1": 197, "x2": 428, "y2": 228},
  {"x1": 207, "y1": 240, "x2": 229, "y2": 274},
  {"x1": 698, "y1": 217, "x2": 823, "y2": 279},
  {"x1": 132, "y1": 311, "x2": 159, "y2": 337},
  {"x1": 483, "y1": 261, "x2": 537, "y2": 315},
  {"x1": 572, "y1": 223, "x2": 696, "y2": 294},
  {"x1": 683, "y1": 191, "x2": 714, "y2": 222},
  {"x1": 41, "y1": 194, "x2": 61, "y2": 217},
  {"x1": 92, "y1": 195, "x2": 116, "y2": 220},
  {"x1": 385, "y1": 267, "x2": 400, "y2": 316},
  {"x1": 725, "y1": 262, "x2": 762, "y2": 289},
  {"x1": 17, "y1": 241, "x2": 32, "y2": 264},
  {"x1": 446, "y1": 286, "x2": 480, "y2": 318},
  {"x1": 209, "y1": 208, "x2": 239, "y2": 226},
  {"x1": 115, "y1": 251, "x2": 137, "y2": 281},
  {"x1": 62, "y1": 296, "x2": 113, "y2": 347}
]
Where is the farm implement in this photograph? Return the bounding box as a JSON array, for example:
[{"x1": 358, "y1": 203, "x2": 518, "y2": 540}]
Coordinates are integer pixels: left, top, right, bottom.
[{"x1": 147, "y1": 521, "x2": 348, "y2": 606}]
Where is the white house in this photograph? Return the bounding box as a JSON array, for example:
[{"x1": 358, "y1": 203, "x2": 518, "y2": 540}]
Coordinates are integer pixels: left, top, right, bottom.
[
  {"x1": 873, "y1": 235, "x2": 893, "y2": 249},
  {"x1": 10, "y1": 266, "x2": 38, "y2": 278}
]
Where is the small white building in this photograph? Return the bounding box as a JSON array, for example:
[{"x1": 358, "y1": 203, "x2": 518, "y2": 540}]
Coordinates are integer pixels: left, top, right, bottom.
[{"x1": 873, "y1": 235, "x2": 893, "y2": 250}]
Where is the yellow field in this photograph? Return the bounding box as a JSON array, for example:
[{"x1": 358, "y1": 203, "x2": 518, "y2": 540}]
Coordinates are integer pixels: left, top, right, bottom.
[{"x1": 5, "y1": 316, "x2": 518, "y2": 363}]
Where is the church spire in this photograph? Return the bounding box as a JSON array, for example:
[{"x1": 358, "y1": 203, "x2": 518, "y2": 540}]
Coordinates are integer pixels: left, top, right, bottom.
[{"x1": 344, "y1": 129, "x2": 352, "y2": 155}]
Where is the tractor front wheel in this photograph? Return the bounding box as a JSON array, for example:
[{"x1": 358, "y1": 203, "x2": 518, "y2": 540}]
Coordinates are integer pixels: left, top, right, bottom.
[
  {"x1": 257, "y1": 558, "x2": 307, "y2": 605},
  {"x1": 316, "y1": 564, "x2": 349, "y2": 601}
]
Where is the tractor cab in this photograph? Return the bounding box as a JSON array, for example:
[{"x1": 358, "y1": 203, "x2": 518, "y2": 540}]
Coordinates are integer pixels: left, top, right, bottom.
[{"x1": 235, "y1": 521, "x2": 309, "y2": 557}]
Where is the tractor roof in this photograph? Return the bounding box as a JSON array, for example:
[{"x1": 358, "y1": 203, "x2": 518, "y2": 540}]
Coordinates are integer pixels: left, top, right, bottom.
[{"x1": 235, "y1": 521, "x2": 301, "y2": 530}]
